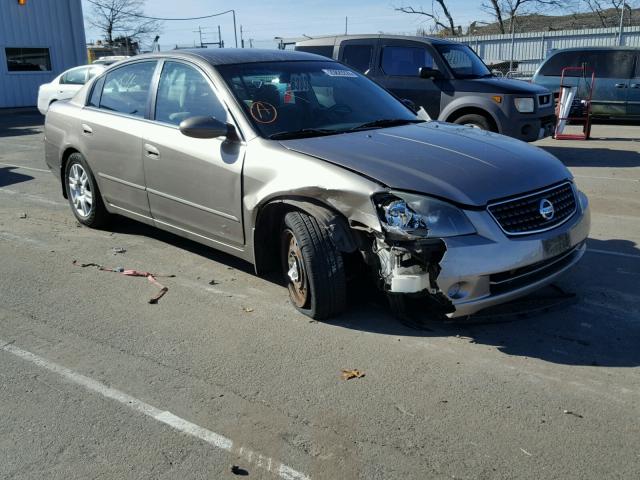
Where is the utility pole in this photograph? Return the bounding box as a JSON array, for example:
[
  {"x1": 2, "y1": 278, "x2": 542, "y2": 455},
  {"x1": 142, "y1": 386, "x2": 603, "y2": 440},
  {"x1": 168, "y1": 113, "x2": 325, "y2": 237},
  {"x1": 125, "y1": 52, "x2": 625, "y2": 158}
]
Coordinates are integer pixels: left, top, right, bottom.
[
  {"x1": 218, "y1": 25, "x2": 223, "y2": 48},
  {"x1": 249, "y1": 38, "x2": 254, "y2": 48},
  {"x1": 240, "y1": 25, "x2": 245, "y2": 48},
  {"x1": 345, "y1": 16, "x2": 348, "y2": 34},
  {"x1": 232, "y1": 10, "x2": 238, "y2": 48},
  {"x1": 193, "y1": 26, "x2": 204, "y2": 48},
  {"x1": 617, "y1": 1, "x2": 626, "y2": 46}
]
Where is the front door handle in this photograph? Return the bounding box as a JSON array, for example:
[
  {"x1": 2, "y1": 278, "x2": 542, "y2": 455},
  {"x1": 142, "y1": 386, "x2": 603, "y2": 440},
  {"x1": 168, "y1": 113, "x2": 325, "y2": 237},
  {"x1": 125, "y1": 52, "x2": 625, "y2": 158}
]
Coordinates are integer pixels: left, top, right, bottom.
[
  {"x1": 631, "y1": 83, "x2": 640, "y2": 89},
  {"x1": 81, "y1": 124, "x2": 93, "y2": 135},
  {"x1": 614, "y1": 83, "x2": 627, "y2": 88},
  {"x1": 144, "y1": 143, "x2": 160, "y2": 158}
]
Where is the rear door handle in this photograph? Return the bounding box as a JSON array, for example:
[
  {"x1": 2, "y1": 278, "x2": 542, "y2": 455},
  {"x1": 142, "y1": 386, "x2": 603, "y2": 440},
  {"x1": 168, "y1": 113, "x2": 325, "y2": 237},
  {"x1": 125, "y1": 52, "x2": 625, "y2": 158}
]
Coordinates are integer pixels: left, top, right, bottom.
[
  {"x1": 631, "y1": 83, "x2": 640, "y2": 89},
  {"x1": 81, "y1": 124, "x2": 93, "y2": 135},
  {"x1": 144, "y1": 143, "x2": 160, "y2": 158},
  {"x1": 614, "y1": 83, "x2": 627, "y2": 88}
]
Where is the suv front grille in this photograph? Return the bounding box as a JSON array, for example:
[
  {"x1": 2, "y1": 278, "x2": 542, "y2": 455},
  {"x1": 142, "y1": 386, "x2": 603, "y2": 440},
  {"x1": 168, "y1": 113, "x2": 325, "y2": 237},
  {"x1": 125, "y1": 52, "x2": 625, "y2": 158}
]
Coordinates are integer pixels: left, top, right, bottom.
[
  {"x1": 487, "y1": 182, "x2": 577, "y2": 235},
  {"x1": 538, "y1": 93, "x2": 552, "y2": 108}
]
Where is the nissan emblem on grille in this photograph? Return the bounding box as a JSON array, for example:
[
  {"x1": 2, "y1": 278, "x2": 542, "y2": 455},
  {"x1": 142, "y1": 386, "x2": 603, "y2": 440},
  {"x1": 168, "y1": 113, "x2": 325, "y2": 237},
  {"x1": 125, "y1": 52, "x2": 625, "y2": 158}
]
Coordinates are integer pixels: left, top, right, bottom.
[{"x1": 539, "y1": 198, "x2": 555, "y2": 220}]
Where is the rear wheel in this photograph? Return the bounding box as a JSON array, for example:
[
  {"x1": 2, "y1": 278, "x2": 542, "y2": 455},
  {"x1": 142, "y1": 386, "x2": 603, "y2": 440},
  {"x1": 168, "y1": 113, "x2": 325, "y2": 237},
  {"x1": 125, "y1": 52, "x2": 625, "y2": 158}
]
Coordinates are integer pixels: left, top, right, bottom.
[
  {"x1": 65, "y1": 152, "x2": 109, "y2": 227},
  {"x1": 453, "y1": 113, "x2": 493, "y2": 131},
  {"x1": 281, "y1": 211, "x2": 346, "y2": 320}
]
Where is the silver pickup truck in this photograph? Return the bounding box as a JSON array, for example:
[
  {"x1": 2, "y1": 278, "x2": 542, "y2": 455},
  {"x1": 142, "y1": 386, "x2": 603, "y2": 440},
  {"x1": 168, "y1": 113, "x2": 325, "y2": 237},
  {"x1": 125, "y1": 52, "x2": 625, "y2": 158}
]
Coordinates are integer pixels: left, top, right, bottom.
[{"x1": 295, "y1": 34, "x2": 556, "y2": 142}]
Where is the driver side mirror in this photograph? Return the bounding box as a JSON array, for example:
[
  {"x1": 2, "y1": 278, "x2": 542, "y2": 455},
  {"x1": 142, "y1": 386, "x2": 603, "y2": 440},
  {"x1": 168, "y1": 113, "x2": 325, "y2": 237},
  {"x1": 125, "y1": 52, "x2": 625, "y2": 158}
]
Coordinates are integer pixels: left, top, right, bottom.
[
  {"x1": 419, "y1": 67, "x2": 443, "y2": 80},
  {"x1": 179, "y1": 116, "x2": 236, "y2": 140}
]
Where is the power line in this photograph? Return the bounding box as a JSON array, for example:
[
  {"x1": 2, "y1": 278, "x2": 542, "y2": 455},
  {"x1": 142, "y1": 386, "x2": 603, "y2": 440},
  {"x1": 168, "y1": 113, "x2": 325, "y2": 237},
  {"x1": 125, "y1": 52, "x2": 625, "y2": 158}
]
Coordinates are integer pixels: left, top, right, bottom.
[{"x1": 85, "y1": 0, "x2": 233, "y2": 21}]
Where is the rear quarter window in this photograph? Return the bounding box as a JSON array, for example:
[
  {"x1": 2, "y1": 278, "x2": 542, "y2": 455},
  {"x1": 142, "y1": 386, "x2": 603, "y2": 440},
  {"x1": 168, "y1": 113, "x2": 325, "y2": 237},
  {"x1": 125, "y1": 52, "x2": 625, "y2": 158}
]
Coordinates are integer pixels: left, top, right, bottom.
[
  {"x1": 341, "y1": 44, "x2": 373, "y2": 73},
  {"x1": 295, "y1": 45, "x2": 334, "y2": 59}
]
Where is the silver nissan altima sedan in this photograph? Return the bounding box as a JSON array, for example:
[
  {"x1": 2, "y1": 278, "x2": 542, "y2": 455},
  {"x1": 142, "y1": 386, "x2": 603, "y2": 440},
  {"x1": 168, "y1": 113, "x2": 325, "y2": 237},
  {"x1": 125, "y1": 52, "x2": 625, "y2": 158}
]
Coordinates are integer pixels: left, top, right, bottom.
[{"x1": 44, "y1": 49, "x2": 590, "y2": 320}]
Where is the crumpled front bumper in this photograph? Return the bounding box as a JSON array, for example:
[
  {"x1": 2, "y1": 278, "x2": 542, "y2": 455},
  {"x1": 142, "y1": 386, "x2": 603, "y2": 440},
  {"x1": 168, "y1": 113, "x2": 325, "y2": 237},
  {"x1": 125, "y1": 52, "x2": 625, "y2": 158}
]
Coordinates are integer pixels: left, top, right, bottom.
[{"x1": 436, "y1": 190, "x2": 590, "y2": 318}]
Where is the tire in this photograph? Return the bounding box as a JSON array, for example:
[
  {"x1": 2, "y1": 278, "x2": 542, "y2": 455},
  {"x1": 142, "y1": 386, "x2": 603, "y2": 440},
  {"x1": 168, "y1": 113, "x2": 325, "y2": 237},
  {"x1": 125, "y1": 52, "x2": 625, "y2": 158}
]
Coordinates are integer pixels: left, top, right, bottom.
[
  {"x1": 281, "y1": 211, "x2": 346, "y2": 320},
  {"x1": 64, "y1": 152, "x2": 109, "y2": 227},
  {"x1": 453, "y1": 113, "x2": 493, "y2": 131}
]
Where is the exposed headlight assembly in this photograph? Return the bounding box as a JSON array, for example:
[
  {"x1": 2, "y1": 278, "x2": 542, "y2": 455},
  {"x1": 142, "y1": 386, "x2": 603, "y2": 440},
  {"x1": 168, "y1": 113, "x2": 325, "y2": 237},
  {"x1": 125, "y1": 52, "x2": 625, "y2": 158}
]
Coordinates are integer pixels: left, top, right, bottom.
[
  {"x1": 375, "y1": 192, "x2": 476, "y2": 239},
  {"x1": 514, "y1": 97, "x2": 535, "y2": 113}
]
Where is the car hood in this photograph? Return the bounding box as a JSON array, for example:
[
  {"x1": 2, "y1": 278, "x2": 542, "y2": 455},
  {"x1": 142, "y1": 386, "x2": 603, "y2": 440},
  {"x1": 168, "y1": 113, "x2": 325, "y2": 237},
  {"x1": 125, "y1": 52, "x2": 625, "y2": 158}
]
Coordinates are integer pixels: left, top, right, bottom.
[
  {"x1": 280, "y1": 122, "x2": 571, "y2": 207},
  {"x1": 457, "y1": 77, "x2": 550, "y2": 94}
]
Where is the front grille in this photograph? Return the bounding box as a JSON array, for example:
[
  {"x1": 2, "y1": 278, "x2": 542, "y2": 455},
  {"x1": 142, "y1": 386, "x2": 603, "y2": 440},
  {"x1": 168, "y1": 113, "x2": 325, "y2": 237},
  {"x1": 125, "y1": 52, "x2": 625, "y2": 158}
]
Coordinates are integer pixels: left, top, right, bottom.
[
  {"x1": 538, "y1": 94, "x2": 552, "y2": 108},
  {"x1": 488, "y1": 182, "x2": 577, "y2": 235}
]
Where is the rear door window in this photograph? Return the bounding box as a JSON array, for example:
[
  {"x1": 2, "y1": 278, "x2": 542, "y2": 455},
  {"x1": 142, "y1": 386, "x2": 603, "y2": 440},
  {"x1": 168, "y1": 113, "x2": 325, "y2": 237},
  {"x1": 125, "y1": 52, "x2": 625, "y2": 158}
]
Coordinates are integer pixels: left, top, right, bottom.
[
  {"x1": 341, "y1": 44, "x2": 373, "y2": 73},
  {"x1": 99, "y1": 61, "x2": 156, "y2": 118},
  {"x1": 154, "y1": 61, "x2": 228, "y2": 126},
  {"x1": 381, "y1": 46, "x2": 438, "y2": 76}
]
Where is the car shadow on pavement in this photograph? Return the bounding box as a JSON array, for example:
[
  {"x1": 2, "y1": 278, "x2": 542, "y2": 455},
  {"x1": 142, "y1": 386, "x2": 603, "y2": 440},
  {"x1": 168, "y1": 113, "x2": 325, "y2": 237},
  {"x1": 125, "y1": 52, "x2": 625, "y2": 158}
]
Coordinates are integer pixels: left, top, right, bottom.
[
  {"x1": 541, "y1": 146, "x2": 640, "y2": 168},
  {"x1": 0, "y1": 111, "x2": 43, "y2": 138},
  {"x1": 332, "y1": 238, "x2": 640, "y2": 368},
  {"x1": 0, "y1": 167, "x2": 34, "y2": 187}
]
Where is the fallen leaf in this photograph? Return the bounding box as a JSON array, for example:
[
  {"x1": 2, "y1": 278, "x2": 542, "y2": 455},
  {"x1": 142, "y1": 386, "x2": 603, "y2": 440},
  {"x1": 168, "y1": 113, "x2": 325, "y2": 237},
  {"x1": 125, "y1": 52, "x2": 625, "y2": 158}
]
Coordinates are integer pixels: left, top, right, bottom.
[
  {"x1": 242, "y1": 307, "x2": 254, "y2": 313},
  {"x1": 341, "y1": 369, "x2": 365, "y2": 380}
]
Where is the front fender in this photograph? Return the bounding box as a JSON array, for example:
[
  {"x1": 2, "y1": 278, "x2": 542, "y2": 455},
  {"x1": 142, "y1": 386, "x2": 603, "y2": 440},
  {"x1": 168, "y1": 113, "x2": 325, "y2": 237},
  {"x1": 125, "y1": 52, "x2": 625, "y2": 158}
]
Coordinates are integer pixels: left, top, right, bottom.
[{"x1": 438, "y1": 97, "x2": 506, "y2": 133}]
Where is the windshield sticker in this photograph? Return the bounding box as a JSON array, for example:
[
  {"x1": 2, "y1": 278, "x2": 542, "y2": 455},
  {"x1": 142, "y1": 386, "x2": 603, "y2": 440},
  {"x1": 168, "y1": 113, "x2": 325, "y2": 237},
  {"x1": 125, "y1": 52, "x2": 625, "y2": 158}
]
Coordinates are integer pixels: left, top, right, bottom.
[
  {"x1": 250, "y1": 101, "x2": 278, "y2": 124},
  {"x1": 289, "y1": 74, "x2": 311, "y2": 92},
  {"x1": 322, "y1": 69, "x2": 357, "y2": 78}
]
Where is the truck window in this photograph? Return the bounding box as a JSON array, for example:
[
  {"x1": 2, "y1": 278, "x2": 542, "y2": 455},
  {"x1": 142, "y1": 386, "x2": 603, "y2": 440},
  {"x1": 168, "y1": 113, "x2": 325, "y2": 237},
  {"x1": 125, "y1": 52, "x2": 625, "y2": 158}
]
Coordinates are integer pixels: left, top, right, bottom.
[
  {"x1": 295, "y1": 45, "x2": 334, "y2": 59},
  {"x1": 381, "y1": 46, "x2": 437, "y2": 76},
  {"x1": 342, "y1": 45, "x2": 373, "y2": 73}
]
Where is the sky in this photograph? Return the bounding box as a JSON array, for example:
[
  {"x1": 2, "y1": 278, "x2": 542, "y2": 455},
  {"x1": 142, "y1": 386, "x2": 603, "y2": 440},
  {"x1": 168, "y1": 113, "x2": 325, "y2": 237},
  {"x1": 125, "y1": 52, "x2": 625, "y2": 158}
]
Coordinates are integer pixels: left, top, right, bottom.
[{"x1": 81, "y1": 0, "x2": 492, "y2": 50}]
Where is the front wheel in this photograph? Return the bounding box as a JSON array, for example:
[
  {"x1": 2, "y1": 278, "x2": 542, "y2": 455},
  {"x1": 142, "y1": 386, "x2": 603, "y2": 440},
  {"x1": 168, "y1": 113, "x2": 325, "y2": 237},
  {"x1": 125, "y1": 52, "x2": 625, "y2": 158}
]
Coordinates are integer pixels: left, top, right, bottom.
[
  {"x1": 453, "y1": 113, "x2": 493, "y2": 131},
  {"x1": 65, "y1": 152, "x2": 109, "y2": 227},
  {"x1": 281, "y1": 211, "x2": 346, "y2": 320}
]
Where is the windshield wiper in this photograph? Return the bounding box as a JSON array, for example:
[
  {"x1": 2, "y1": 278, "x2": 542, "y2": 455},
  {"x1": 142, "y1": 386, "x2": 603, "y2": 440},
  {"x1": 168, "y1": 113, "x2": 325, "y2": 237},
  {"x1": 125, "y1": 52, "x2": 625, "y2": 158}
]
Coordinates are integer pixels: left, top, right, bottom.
[
  {"x1": 269, "y1": 128, "x2": 340, "y2": 140},
  {"x1": 348, "y1": 118, "x2": 425, "y2": 131}
]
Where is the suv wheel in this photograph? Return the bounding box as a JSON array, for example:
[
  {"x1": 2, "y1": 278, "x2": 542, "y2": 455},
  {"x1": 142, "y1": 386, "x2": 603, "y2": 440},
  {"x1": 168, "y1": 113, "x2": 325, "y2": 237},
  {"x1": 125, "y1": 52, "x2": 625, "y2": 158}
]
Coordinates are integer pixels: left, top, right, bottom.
[
  {"x1": 281, "y1": 211, "x2": 346, "y2": 320},
  {"x1": 65, "y1": 152, "x2": 109, "y2": 227},
  {"x1": 453, "y1": 114, "x2": 493, "y2": 131}
]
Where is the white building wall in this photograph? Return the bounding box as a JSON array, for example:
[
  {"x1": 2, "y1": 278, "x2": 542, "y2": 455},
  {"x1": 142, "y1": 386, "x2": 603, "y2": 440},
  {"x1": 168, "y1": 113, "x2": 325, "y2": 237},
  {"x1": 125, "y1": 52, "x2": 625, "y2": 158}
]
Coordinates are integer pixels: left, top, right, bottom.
[{"x1": 0, "y1": 0, "x2": 87, "y2": 108}]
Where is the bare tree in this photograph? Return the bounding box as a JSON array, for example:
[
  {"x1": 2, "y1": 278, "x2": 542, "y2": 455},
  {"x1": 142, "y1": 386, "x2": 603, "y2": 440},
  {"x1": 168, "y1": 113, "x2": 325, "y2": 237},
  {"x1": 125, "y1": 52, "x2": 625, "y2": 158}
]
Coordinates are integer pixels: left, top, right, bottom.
[
  {"x1": 395, "y1": 1, "x2": 459, "y2": 36},
  {"x1": 88, "y1": 0, "x2": 161, "y2": 45},
  {"x1": 583, "y1": 0, "x2": 635, "y2": 27},
  {"x1": 481, "y1": 0, "x2": 568, "y2": 33}
]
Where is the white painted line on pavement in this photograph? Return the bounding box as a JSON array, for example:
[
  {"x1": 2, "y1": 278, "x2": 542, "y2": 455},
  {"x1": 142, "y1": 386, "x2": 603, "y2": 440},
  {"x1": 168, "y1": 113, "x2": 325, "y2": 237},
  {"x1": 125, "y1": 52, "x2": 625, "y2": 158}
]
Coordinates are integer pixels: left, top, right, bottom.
[
  {"x1": 574, "y1": 175, "x2": 639, "y2": 183},
  {"x1": 0, "y1": 340, "x2": 310, "y2": 480},
  {"x1": 0, "y1": 162, "x2": 50, "y2": 173},
  {"x1": 588, "y1": 248, "x2": 640, "y2": 260},
  {"x1": 0, "y1": 188, "x2": 66, "y2": 206}
]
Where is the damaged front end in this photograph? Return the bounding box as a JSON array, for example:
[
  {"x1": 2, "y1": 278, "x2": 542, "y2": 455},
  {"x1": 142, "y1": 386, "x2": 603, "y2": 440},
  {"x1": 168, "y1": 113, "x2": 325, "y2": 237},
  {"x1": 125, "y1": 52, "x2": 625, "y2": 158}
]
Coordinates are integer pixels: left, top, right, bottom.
[{"x1": 366, "y1": 191, "x2": 478, "y2": 316}]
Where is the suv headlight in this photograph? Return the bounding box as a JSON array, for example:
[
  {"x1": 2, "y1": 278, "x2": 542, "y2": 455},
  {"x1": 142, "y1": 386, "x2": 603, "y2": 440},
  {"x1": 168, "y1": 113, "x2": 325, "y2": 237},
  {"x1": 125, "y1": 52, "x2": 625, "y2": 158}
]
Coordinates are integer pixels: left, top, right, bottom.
[
  {"x1": 375, "y1": 192, "x2": 476, "y2": 238},
  {"x1": 514, "y1": 97, "x2": 535, "y2": 113}
]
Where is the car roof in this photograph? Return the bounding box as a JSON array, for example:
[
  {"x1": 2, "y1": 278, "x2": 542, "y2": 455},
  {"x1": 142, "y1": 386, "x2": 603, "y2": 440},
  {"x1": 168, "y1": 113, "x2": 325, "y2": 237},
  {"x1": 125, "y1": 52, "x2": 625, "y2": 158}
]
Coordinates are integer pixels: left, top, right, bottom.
[
  {"x1": 295, "y1": 34, "x2": 457, "y2": 46},
  {"x1": 132, "y1": 48, "x2": 328, "y2": 66}
]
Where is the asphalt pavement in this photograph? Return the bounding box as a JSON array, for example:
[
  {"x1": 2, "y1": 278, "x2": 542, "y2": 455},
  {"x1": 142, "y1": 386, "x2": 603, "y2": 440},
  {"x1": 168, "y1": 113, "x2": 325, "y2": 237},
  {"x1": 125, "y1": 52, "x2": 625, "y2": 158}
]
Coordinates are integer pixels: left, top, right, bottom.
[{"x1": 1, "y1": 110, "x2": 639, "y2": 479}]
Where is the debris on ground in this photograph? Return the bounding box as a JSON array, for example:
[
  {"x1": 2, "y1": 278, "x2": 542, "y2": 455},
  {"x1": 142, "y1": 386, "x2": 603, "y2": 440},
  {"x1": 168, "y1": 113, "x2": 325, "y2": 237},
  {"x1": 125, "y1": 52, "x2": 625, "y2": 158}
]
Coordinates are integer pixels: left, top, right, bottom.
[
  {"x1": 242, "y1": 307, "x2": 254, "y2": 313},
  {"x1": 19, "y1": 213, "x2": 27, "y2": 219},
  {"x1": 230, "y1": 465, "x2": 249, "y2": 476},
  {"x1": 112, "y1": 247, "x2": 126, "y2": 255},
  {"x1": 72, "y1": 260, "x2": 175, "y2": 304},
  {"x1": 563, "y1": 410, "x2": 584, "y2": 418},
  {"x1": 208, "y1": 279, "x2": 218, "y2": 285},
  {"x1": 341, "y1": 369, "x2": 365, "y2": 380},
  {"x1": 520, "y1": 448, "x2": 533, "y2": 456}
]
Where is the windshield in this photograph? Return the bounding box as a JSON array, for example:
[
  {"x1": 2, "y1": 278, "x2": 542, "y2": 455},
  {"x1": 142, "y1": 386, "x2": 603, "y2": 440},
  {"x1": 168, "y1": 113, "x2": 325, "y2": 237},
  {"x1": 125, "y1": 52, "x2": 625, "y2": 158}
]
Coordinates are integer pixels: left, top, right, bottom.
[
  {"x1": 216, "y1": 61, "x2": 421, "y2": 139},
  {"x1": 435, "y1": 44, "x2": 491, "y2": 79}
]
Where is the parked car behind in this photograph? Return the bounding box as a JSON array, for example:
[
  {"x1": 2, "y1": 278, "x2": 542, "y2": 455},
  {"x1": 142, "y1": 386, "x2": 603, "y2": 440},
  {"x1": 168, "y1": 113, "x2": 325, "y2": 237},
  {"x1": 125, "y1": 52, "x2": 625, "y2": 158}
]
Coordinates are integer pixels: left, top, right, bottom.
[
  {"x1": 37, "y1": 64, "x2": 106, "y2": 114},
  {"x1": 295, "y1": 35, "x2": 556, "y2": 142},
  {"x1": 44, "y1": 49, "x2": 589, "y2": 320},
  {"x1": 92, "y1": 55, "x2": 130, "y2": 66},
  {"x1": 532, "y1": 47, "x2": 640, "y2": 119}
]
